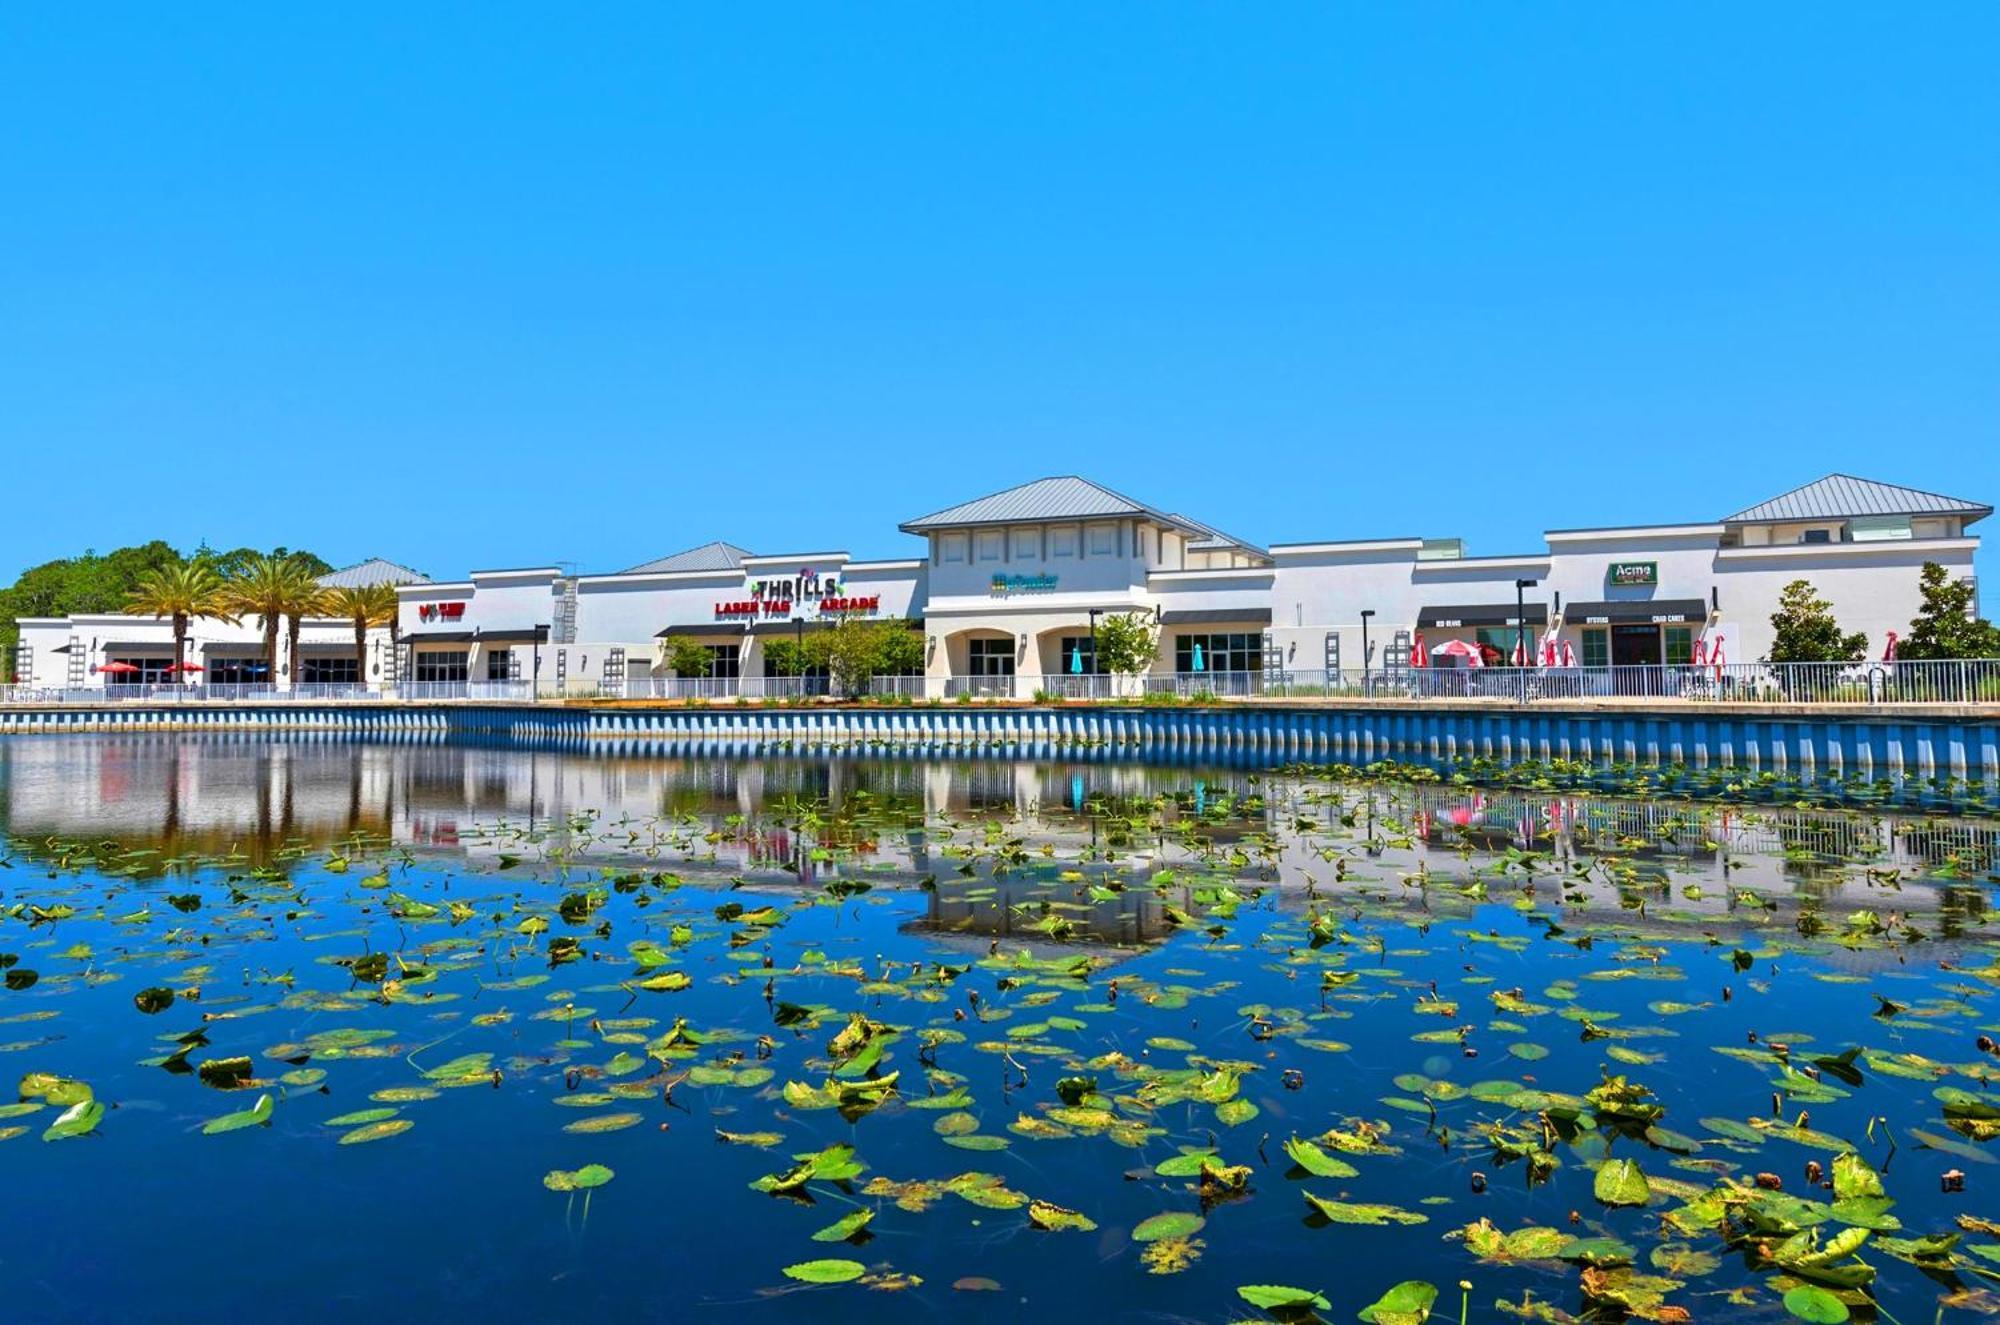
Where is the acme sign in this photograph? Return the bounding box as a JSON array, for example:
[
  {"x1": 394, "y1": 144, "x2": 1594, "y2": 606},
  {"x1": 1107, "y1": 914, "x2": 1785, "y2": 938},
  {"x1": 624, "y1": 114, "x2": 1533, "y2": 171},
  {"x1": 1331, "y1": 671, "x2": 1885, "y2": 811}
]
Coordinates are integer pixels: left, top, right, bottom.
[{"x1": 1607, "y1": 561, "x2": 1658, "y2": 587}]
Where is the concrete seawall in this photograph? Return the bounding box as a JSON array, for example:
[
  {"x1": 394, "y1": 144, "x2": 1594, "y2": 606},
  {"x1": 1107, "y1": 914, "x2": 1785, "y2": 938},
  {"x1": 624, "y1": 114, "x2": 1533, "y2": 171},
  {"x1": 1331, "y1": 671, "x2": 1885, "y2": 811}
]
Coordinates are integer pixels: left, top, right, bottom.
[{"x1": 2, "y1": 701, "x2": 1997, "y2": 785}]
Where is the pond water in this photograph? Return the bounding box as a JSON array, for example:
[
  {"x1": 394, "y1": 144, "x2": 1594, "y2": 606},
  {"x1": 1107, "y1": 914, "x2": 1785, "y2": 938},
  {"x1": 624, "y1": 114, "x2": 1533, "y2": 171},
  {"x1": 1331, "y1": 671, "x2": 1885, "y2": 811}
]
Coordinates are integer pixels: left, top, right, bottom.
[{"x1": 4, "y1": 735, "x2": 2000, "y2": 1324}]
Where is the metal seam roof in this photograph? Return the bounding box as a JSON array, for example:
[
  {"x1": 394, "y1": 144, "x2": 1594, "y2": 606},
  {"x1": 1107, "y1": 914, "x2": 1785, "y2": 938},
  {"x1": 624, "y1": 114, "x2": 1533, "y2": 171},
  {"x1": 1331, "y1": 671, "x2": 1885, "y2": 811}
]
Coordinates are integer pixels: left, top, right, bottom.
[
  {"x1": 1724, "y1": 474, "x2": 1992, "y2": 524},
  {"x1": 899, "y1": 476, "x2": 1206, "y2": 535},
  {"x1": 620, "y1": 541, "x2": 755, "y2": 575},
  {"x1": 315, "y1": 558, "x2": 432, "y2": 589}
]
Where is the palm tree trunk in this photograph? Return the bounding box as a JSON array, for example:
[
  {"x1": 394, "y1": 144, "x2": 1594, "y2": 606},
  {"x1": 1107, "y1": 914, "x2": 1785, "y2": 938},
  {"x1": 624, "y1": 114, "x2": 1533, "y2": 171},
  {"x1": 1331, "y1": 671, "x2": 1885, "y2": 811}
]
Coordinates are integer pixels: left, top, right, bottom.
[
  {"x1": 173, "y1": 613, "x2": 187, "y2": 685},
  {"x1": 286, "y1": 615, "x2": 302, "y2": 691},
  {"x1": 354, "y1": 615, "x2": 367, "y2": 690},
  {"x1": 264, "y1": 617, "x2": 278, "y2": 690}
]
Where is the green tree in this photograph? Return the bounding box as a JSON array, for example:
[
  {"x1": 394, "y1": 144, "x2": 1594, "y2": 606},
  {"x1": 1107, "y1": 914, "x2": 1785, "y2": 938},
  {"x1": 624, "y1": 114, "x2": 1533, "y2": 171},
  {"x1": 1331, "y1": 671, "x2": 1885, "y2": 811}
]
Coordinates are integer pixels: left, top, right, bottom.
[
  {"x1": 1093, "y1": 611, "x2": 1161, "y2": 680},
  {"x1": 322, "y1": 582, "x2": 401, "y2": 683},
  {"x1": 124, "y1": 559, "x2": 231, "y2": 678},
  {"x1": 1, "y1": 541, "x2": 186, "y2": 679},
  {"x1": 762, "y1": 638, "x2": 808, "y2": 677},
  {"x1": 875, "y1": 623, "x2": 925, "y2": 678},
  {"x1": 811, "y1": 616, "x2": 887, "y2": 697},
  {"x1": 666, "y1": 637, "x2": 718, "y2": 678},
  {"x1": 1766, "y1": 579, "x2": 1866, "y2": 663},
  {"x1": 1900, "y1": 561, "x2": 2000, "y2": 660}
]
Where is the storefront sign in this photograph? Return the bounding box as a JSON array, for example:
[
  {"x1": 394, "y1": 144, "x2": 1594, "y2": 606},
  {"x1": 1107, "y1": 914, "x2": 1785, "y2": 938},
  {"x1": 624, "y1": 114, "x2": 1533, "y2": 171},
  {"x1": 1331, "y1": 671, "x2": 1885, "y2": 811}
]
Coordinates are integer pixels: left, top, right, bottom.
[
  {"x1": 990, "y1": 573, "x2": 1058, "y2": 595},
  {"x1": 716, "y1": 568, "x2": 879, "y2": 620},
  {"x1": 417, "y1": 602, "x2": 466, "y2": 622},
  {"x1": 1607, "y1": 561, "x2": 1658, "y2": 587}
]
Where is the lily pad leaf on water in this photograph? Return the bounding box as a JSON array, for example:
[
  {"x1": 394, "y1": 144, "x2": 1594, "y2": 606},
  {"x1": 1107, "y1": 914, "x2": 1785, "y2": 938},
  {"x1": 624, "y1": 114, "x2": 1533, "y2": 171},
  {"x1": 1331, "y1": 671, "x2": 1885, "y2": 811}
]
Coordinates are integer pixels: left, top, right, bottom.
[
  {"x1": 1301, "y1": 1193, "x2": 1427, "y2": 1225},
  {"x1": 1783, "y1": 1285, "x2": 1851, "y2": 1323},
  {"x1": 339, "y1": 1118, "x2": 414, "y2": 1144},
  {"x1": 201, "y1": 1092, "x2": 273, "y2": 1136},
  {"x1": 42, "y1": 1098, "x2": 106, "y2": 1141},
  {"x1": 1027, "y1": 1200, "x2": 1097, "y2": 1232},
  {"x1": 1236, "y1": 1284, "x2": 1331, "y2": 1312},
  {"x1": 543, "y1": 1163, "x2": 615, "y2": 1192},
  {"x1": 1131, "y1": 1212, "x2": 1205, "y2": 1243},
  {"x1": 1357, "y1": 1280, "x2": 1438, "y2": 1325},
  {"x1": 133, "y1": 986, "x2": 175, "y2": 1014},
  {"x1": 810, "y1": 1208, "x2": 875, "y2": 1243},
  {"x1": 1281, "y1": 1135, "x2": 1359, "y2": 1179},
  {"x1": 782, "y1": 1259, "x2": 866, "y2": 1285},
  {"x1": 1593, "y1": 1158, "x2": 1651, "y2": 1207}
]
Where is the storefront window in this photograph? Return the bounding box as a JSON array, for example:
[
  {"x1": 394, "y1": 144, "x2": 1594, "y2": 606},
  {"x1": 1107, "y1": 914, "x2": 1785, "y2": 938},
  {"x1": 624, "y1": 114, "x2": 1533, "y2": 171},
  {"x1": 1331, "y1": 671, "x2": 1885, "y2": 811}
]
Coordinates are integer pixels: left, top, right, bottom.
[
  {"x1": 967, "y1": 638, "x2": 1015, "y2": 676},
  {"x1": 209, "y1": 657, "x2": 270, "y2": 685},
  {"x1": 414, "y1": 650, "x2": 469, "y2": 683},
  {"x1": 706, "y1": 645, "x2": 741, "y2": 680},
  {"x1": 106, "y1": 657, "x2": 174, "y2": 684},
  {"x1": 1665, "y1": 627, "x2": 1694, "y2": 666},
  {"x1": 1175, "y1": 633, "x2": 1261, "y2": 675},
  {"x1": 1056, "y1": 635, "x2": 1102, "y2": 674},
  {"x1": 1581, "y1": 629, "x2": 1609, "y2": 668},
  {"x1": 1474, "y1": 627, "x2": 1532, "y2": 663},
  {"x1": 301, "y1": 657, "x2": 359, "y2": 684}
]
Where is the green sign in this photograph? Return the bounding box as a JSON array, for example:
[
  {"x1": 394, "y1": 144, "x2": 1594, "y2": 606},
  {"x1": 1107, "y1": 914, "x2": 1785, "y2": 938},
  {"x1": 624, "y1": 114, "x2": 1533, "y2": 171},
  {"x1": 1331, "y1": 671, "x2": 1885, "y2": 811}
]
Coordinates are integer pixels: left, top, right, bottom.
[
  {"x1": 991, "y1": 573, "x2": 1058, "y2": 595},
  {"x1": 1607, "y1": 561, "x2": 1658, "y2": 587}
]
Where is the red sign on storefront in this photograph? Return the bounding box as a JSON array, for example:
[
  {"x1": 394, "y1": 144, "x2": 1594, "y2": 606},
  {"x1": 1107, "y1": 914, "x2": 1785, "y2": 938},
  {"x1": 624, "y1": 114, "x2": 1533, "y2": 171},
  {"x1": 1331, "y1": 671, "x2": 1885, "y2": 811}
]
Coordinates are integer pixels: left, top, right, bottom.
[{"x1": 417, "y1": 602, "x2": 466, "y2": 622}]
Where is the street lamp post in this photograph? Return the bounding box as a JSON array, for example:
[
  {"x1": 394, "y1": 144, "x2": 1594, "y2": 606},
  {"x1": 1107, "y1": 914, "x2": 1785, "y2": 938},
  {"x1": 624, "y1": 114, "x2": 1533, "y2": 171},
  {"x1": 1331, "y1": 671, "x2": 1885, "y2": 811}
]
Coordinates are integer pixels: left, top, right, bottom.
[
  {"x1": 1514, "y1": 578, "x2": 1538, "y2": 669},
  {"x1": 1359, "y1": 609, "x2": 1375, "y2": 697},
  {"x1": 794, "y1": 616, "x2": 804, "y2": 698}
]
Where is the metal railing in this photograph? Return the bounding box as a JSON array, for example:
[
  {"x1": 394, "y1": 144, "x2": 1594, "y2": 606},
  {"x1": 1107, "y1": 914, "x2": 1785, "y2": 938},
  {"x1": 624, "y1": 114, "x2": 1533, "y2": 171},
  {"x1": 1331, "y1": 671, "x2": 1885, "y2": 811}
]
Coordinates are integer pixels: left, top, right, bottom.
[{"x1": 5, "y1": 659, "x2": 1999, "y2": 707}]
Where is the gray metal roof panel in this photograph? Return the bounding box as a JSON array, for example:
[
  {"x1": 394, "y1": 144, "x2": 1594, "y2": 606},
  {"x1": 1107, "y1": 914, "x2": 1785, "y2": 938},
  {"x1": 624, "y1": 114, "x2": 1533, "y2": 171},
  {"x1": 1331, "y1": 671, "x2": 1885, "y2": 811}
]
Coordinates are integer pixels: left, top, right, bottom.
[
  {"x1": 316, "y1": 558, "x2": 432, "y2": 589},
  {"x1": 620, "y1": 541, "x2": 755, "y2": 575},
  {"x1": 900, "y1": 476, "x2": 1205, "y2": 535},
  {"x1": 1724, "y1": 474, "x2": 1991, "y2": 524}
]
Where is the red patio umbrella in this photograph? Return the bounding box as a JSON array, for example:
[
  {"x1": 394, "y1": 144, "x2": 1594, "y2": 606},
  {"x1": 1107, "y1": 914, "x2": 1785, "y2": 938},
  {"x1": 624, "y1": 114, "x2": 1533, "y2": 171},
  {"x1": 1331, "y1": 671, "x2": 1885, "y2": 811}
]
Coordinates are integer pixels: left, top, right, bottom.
[
  {"x1": 1559, "y1": 638, "x2": 1576, "y2": 668},
  {"x1": 1431, "y1": 639, "x2": 1484, "y2": 667},
  {"x1": 1409, "y1": 631, "x2": 1428, "y2": 668},
  {"x1": 166, "y1": 662, "x2": 204, "y2": 674},
  {"x1": 97, "y1": 661, "x2": 141, "y2": 675},
  {"x1": 1882, "y1": 630, "x2": 1898, "y2": 663}
]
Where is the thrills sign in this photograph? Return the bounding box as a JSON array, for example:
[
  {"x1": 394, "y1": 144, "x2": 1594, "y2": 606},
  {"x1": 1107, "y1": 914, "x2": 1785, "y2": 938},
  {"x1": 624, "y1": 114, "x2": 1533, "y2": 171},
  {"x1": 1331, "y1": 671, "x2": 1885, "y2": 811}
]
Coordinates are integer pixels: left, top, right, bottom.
[{"x1": 716, "y1": 568, "x2": 880, "y2": 620}]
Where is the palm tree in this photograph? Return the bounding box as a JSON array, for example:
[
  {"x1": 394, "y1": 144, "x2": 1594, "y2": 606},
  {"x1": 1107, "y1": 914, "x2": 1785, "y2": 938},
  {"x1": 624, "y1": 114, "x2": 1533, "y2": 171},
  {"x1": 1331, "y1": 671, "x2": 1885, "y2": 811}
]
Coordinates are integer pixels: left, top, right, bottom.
[
  {"x1": 125, "y1": 559, "x2": 230, "y2": 680},
  {"x1": 322, "y1": 582, "x2": 399, "y2": 687},
  {"x1": 220, "y1": 555, "x2": 323, "y2": 688}
]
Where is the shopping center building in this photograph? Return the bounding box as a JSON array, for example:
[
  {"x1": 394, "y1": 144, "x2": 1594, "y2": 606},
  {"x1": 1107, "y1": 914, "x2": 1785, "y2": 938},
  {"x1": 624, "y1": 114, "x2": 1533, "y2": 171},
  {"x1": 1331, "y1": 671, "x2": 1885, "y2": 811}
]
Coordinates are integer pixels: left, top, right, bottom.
[
  {"x1": 11, "y1": 558, "x2": 428, "y2": 691},
  {"x1": 9, "y1": 473, "x2": 1986, "y2": 696},
  {"x1": 392, "y1": 472, "x2": 1988, "y2": 697}
]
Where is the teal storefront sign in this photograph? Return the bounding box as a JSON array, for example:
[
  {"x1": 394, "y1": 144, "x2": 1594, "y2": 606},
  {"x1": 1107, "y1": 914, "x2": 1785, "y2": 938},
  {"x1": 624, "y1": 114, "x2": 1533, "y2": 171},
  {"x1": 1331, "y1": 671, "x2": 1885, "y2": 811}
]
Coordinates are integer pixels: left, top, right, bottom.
[
  {"x1": 1607, "y1": 561, "x2": 1658, "y2": 587},
  {"x1": 991, "y1": 573, "x2": 1059, "y2": 594}
]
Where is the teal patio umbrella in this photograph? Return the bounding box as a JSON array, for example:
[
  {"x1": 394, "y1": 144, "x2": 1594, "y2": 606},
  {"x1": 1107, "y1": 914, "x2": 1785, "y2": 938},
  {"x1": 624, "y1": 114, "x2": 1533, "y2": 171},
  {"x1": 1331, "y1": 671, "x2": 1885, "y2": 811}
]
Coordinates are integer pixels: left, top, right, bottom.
[
  {"x1": 1070, "y1": 644, "x2": 1083, "y2": 675},
  {"x1": 1191, "y1": 642, "x2": 1206, "y2": 672}
]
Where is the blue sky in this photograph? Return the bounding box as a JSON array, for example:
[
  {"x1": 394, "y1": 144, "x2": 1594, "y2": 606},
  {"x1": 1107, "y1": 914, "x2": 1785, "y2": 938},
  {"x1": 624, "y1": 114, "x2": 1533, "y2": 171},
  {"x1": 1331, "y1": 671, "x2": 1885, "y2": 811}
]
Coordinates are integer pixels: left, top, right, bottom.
[{"x1": 2, "y1": 6, "x2": 1995, "y2": 581}]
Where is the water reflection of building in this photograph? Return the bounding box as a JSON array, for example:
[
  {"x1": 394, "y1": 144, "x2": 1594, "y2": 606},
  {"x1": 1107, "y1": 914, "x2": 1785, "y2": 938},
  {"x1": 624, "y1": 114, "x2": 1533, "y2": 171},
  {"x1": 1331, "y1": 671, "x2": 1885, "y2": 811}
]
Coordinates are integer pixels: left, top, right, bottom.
[{"x1": 1, "y1": 735, "x2": 1991, "y2": 958}]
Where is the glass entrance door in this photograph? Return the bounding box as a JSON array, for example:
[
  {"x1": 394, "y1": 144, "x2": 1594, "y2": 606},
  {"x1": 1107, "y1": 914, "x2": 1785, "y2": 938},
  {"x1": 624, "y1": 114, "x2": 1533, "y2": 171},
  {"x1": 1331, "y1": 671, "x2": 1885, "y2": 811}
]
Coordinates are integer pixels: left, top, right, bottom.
[{"x1": 1610, "y1": 624, "x2": 1662, "y2": 667}]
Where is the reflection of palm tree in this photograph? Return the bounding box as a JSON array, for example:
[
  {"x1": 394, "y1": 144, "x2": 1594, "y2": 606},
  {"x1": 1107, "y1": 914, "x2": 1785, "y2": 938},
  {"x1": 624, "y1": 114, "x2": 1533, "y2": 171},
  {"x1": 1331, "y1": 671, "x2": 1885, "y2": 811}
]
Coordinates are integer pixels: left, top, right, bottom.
[{"x1": 125, "y1": 559, "x2": 231, "y2": 679}]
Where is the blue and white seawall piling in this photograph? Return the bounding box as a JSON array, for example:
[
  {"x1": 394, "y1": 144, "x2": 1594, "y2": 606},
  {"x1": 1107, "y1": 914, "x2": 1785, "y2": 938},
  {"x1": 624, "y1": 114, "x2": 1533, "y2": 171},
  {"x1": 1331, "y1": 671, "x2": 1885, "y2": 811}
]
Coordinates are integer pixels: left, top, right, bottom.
[{"x1": 1, "y1": 702, "x2": 1996, "y2": 788}]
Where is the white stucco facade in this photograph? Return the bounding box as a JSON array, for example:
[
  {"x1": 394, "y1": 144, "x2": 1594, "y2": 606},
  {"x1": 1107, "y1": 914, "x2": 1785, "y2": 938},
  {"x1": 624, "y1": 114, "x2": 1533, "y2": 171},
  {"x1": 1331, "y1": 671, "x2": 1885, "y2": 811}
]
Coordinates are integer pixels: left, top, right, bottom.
[{"x1": 13, "y1": 474, "x2": 1986, "y2": 696}]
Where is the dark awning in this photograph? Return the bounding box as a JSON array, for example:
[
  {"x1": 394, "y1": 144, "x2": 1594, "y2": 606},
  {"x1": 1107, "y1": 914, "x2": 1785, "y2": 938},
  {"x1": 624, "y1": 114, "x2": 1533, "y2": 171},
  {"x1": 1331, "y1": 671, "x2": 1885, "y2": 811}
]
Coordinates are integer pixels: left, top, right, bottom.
[
  {"x1": 655, "y1": 624, "x2": 747, "y2": 638},
  {"x1": 1159, "y1": 608, "x2": 1274, "y2": 626},
  {"x1": 400, "y1": 631, "x2": 477, "y2": 645},
  {"x1": 1416, "y1": 603, "x2": 1549, "y2": 629},
  {"x1": 49, "y1": 644, "x2": 74, "y2": 654},
  {"x1": 476, "y1": 626, "x2": 550, "y2": 644},
  {"x1": 1565, "y1": 599, "x2": 1708, "y2": 626}
]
